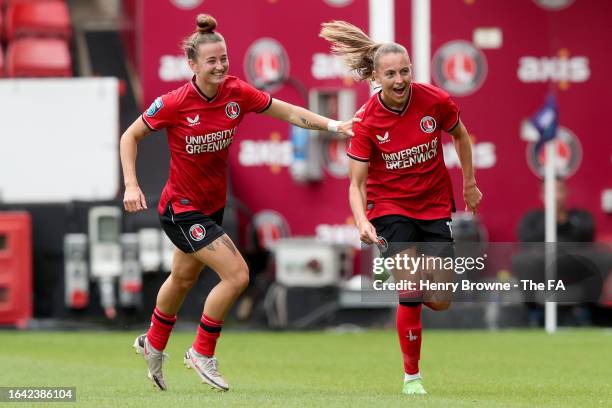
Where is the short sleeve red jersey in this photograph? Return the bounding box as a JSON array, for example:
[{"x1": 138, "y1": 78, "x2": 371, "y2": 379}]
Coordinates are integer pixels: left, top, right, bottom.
[
  {"x1": 347, "y1": 83, "x2": 460, "y2": 221},
  {"x1": 142, "y1": 75, "x2": 271, "y2": 215}
]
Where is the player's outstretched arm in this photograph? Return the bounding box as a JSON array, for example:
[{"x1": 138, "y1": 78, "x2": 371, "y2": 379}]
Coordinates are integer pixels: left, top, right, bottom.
[
  {"x1": 120, "y1": 117, "x2": 151, "y2": 213},
  {"x1": 262, "y1": 98, "x2": 359, "y2": 137},
  {"x1": 449, "y1": 120, "x2": 482, "y2": 214},
  {"x1": 348, "y1": 158, "x2": 378, "y2": 244}
]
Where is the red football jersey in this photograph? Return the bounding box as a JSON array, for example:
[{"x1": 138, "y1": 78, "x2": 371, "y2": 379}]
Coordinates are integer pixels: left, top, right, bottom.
[
  {"x1": 347, "y1": 82, "x2": 460, "y2": 221},
  {"x1": 142, "y1": 75, "x2": 272, "y2": 215}
]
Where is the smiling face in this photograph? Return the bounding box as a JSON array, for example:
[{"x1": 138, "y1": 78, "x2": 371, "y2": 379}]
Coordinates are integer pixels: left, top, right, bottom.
[
  {"x1": 373, "y1": 52, "x2": 412, "y2": 109},
  {"x1": 188, "y1": 41, "x2": 229, "y2": 87}
]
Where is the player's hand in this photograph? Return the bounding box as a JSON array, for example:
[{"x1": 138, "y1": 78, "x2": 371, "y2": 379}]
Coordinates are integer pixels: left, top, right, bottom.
[
  {"x1": 337, "y1": 117, "x2": 361, "y2": 138},
  {"x1": 123, "y1": 183, "x2": 148, "y2": 212},
  {"x1": 357, "y1": 219, "x2": 378, "y2": 245},
  {"x1": 464, "y1": 182, "x2": 482, "y2": 214}
]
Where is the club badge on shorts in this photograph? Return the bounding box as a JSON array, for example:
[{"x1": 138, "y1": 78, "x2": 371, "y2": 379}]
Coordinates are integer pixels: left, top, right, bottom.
[
  {"x1": 376, "y1": 236, "x2": 389, "y2": 254},
  {"x1": 189, "y1": 224, "x2": 206, "y2": 241}
]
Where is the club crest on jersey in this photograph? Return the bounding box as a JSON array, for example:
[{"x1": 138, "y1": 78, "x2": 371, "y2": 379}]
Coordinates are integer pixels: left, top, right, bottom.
[
  {"x1": 189, "y1": 224, "x2": 206, "y2": 241},
  {"x1": 420, "y1": 116, "x2": 437, "y2": 133},
  {"x1": 187, "y1": 114, "x2": 200, "y2": 126},
  {"x1": 225, "y1": 102, "x2": 240, "y2": 119},
  {"x1": 146, "y1": 97, "x2": 163, "y2": 117},
  {"x1": 376, "y1": 132, "x2": 390, "y2": 144}
]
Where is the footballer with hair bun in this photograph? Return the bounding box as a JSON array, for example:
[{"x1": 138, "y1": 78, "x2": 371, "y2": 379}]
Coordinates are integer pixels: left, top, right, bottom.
[{"x1": 120, "y1": 13, "x2": 358, "y2": 392}]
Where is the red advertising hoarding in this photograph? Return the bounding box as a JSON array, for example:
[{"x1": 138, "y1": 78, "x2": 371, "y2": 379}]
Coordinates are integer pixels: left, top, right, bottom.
[
  {"x1": 132, "y1": 0, "x2": 611, "y2": 244},
  {"x1": 396, "y1": 0, "x2": 612, "y2": 241}
]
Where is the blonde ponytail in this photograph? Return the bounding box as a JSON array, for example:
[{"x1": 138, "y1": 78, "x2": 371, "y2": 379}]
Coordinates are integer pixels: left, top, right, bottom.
[{"x1": 320, "y1": 20, "x2": 408, "y2": 81}]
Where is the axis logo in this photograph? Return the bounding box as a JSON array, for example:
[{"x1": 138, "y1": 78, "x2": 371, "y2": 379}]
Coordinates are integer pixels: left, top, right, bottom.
[
  {"x1": 443, "y1": 141, "x2": 496, "y2": 169},
  {"x1": 518, "y1": 49, "x2": 590, "y2": 90},
  {"x1": 238, "y1": 132, "x2": 292, "y2": 173},
  {"x1": 315, "y1": 221, "x2": 360, "y2": 249},
  {"x1": 311, "y1": 53, "x2": 352, "y2": 83},
  {"x1": 159, "y1": 55, "x2": 192, "y2": 82}
]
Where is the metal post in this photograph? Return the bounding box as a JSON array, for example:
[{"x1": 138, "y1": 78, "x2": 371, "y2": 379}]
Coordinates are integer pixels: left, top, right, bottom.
[
  {"x1": 544, "y1": 142, "x2": 557, "y2": 333},
  {"x1": 412, "y1": 0, "x2": 431, "y2": 83},
  {"x1": 369, "y1": 0, "x2": 395, "y2": 94}
]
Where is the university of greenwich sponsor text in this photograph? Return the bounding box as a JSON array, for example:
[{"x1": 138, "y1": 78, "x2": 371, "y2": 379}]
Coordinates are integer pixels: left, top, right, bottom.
[
  {"x1": 382, "y1": 137, "x2": 439, "y2": 170},
  {"x1": 185, "y1": 127, "x2": 237, "y2": 154}
]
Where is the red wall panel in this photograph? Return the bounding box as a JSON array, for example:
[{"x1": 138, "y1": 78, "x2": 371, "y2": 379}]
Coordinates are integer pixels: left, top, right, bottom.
[{"x1": 135, "y1": 0, "x2": 611, "y2": 243}]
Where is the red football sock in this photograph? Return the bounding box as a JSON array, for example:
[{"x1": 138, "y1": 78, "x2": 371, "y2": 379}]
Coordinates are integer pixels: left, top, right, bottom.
[
  {"x1": 193, "y1": 314, "x2": 224, "y2": 357},
  {"x1": 396, "y1": 303, "x2": 422, "y2": 375},
  {"x1": 146, "y1": 306, "x2": 177, "y2": 351},
  {"x1": 398, "y1": 287, "x2": 423, "y2": 302}
]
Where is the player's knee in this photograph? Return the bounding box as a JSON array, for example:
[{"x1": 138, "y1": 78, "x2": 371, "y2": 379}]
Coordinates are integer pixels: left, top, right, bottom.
[
  {"x1": 236, "y1": 271, "x2": 250, "y2": 293},
  {"x1": 226, "y1": 262, "x2": 249, "y2": 293},
  {"x1": 171, "y1": 273, "x2": 198, "y2": 292}
]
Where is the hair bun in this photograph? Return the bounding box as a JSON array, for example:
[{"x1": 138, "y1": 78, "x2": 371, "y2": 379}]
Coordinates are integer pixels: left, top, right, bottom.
[{"x1": 196, "y1": 14, "x2": 217, "y2": 34}]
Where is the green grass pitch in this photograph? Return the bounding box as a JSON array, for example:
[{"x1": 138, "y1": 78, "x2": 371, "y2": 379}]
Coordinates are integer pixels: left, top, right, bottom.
[{"x1": 0, "y1": 329, "x2": 610, "y2": 407}]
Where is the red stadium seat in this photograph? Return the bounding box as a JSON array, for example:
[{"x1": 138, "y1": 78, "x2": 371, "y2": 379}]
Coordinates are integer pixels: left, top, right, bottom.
[
  {"x1": 5, "y1": 0, "x2": 71, "y2": 40},
  {"x1": 1, "y1": 0, "x2": 49, "y2": 14},
  {"x1": 6, "y1": 37, "x2": 71, "y2": 77}
]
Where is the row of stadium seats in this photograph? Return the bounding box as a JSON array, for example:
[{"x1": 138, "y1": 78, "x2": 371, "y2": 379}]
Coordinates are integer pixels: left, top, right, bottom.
[
  {"x1": 1, "y1": 0, "x2": 70, "y2": 41},
  {"x1": 0, "y1": 0, "x2": 72, "y2": 77},
  {"x1": 0, "y1": 38, "x2": 71, "y2": 77}
]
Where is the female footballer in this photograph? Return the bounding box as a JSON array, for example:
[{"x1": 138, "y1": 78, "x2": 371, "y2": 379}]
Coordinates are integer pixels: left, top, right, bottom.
[
  {"x1": 121, "y1": 14, "x2": 356, "y2": 392},
  {"x1": 320, "y1": 21, "x2": 482, "y2": 395}
]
